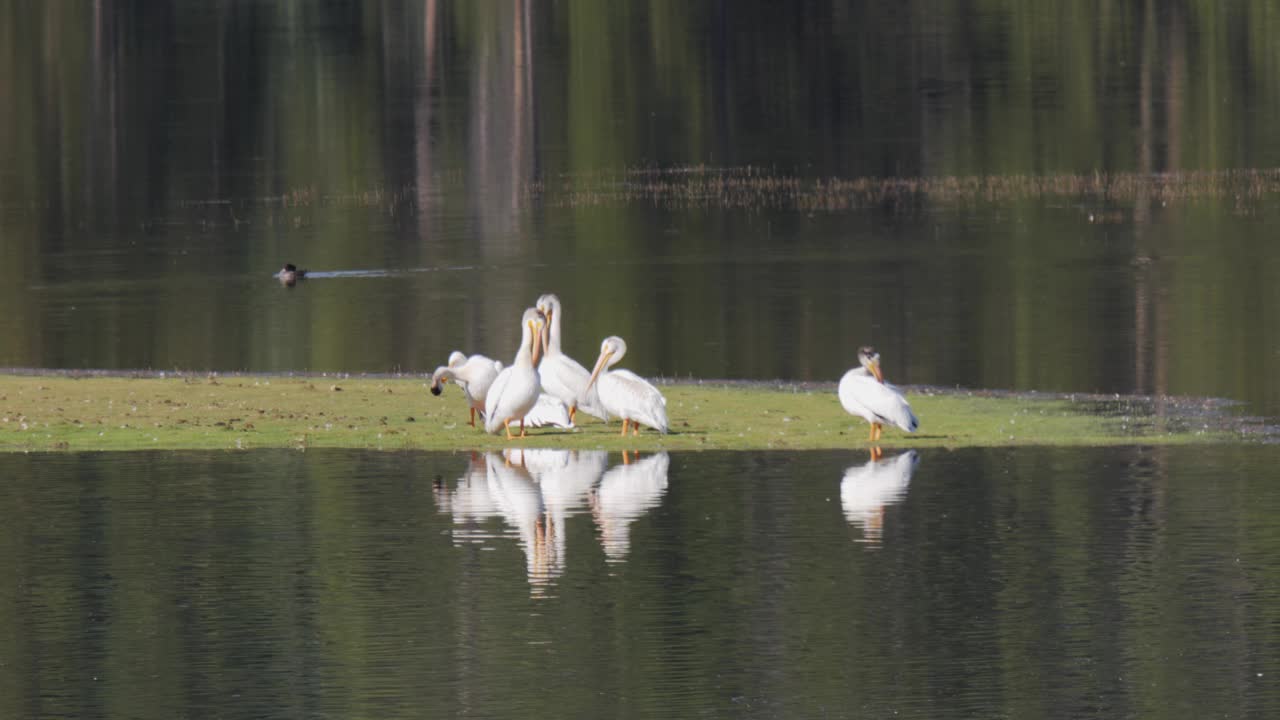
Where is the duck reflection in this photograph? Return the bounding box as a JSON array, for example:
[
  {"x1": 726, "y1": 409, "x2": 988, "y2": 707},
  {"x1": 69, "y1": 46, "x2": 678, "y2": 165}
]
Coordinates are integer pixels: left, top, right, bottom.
[
  {"x1": 840, "y1": 449, "x2": 919, "y2": 545},
  {"x1": 592, "y1": 451, "x2": 671, "y2": 563}
]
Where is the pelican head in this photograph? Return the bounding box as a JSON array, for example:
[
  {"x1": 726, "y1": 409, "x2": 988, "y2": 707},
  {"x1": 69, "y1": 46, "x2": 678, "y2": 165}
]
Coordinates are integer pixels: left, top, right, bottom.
[
  {"x1": 535, "y1": 293, "x2": 561, "y2": 354},
  {"x1": 522, "y1": 308, "x2": 547, "y2": 366},
  {"x1": 584, "y1": 336, "x2": 627, "y2": 394},
  {"x1": 430, "y1": 351, "x2": 469, "y2": 395},
  {"x1": 535, "y1": 293, "x2": 561, "y2": 321},
  {"x1": 858, "y1": 346, "x2": 884, "y2": 383}
]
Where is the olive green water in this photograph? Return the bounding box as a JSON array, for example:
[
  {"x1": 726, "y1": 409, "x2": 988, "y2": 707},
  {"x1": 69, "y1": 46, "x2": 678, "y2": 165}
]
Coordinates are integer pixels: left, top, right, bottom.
[
  {"x1": 3, "y1": 448, "x2": 1278, "y2": 719},
  {"x1": 2, "y1": 3, "x2": 1279, "y2": 718}
]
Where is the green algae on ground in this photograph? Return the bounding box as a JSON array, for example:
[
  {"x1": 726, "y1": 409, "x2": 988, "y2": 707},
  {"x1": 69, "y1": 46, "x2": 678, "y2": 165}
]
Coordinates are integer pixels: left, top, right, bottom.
[{"x1": 0, "y1": 373, "x2": 1241, "y2": 453}]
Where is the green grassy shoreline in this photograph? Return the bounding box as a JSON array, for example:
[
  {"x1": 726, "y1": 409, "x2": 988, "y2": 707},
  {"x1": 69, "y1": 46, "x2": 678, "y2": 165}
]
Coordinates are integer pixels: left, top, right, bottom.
[{"x1": 0, "y1": 372, "x2": 1244, "y2": 452}]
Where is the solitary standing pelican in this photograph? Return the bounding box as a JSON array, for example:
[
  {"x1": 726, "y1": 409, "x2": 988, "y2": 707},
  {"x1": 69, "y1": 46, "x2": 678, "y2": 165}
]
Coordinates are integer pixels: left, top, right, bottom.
[
  {"x1": 582, "y1": 336, "x2": 668, "y2": 435},
  {"x1": 838, "y1": 346, "x2": 919, "y2": 442},
  {"x1": 535, "y1": 293, "x2": 608, "y2": 424},
  {"x1": 484, "y1": 308, "x2": 546, "y2": 438},
  {"x1": 430, "y1": 351, "x2": 500, "y2": 427}
]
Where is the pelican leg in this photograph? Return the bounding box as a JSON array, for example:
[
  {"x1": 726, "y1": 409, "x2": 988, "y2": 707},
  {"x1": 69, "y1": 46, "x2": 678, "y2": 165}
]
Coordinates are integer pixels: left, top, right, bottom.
[
  {"x1": 632, "y1": 422, "x2": 640, "y2": 437},
  {"x1": 568, "y1": 405, "x2": 577, "y2": 425},
  {"x1": 868, "y1": 423, "x2": 877, "y2": 442},
  {"x1": 469, "y1": 407, "x2": 476, "y2": 427},
  {"x1": 619, "y1": 418, "x2": 630, "y2": 437},
  {"x1": 519, "y1": 418, "x2": 527, "y2": 438},
  {"x1": 504, "y1": 419, "x2": 516, "y2": 440}
]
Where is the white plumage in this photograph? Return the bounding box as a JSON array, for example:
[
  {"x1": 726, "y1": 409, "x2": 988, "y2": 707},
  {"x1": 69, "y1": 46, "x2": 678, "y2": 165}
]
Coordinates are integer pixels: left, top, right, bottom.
[
  {"x1": 841, "y1": 449, "x2": 919, "y2": 544},
  {"x1": 838, "y1": 346, "x2": 918, "y2": 441},
  {"x1": 592, "y1": 451, "x2": 670, "y2": 562},
  {"x1": 535, "y1": 293, "x2": 608, "y2": 422},
  {"x1": 484, "y1": 308, "x2": 545, "y2": 437},
  {"x1": 583, "y1": 336, "x2": 669, "y2": 435},
  {"x1": 430, "y1": 351, "x2": 500, "y2": 427}
]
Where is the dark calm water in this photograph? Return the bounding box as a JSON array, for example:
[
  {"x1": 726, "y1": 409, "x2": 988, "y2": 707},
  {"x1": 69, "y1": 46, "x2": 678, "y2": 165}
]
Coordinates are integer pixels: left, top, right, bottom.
[
  {"x1": 1, "y1": 2, "x2": 1279, "y2": 418},
  {"x1": 1, "y1": 447, "x2": 1277, "y2": 719},
  {"x1": 4, "y1": 5, "x2": 1280, "y2": 718}
]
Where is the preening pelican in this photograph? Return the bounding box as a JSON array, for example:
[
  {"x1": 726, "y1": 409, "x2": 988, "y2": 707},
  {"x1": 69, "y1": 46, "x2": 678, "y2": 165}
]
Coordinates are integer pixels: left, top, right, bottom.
[
  {"x1": 484, "y1": 308, "x2": 545, "y2": 438},
  {"x1": 582, "y1": 336, "x2": 669, "y2": 435},
  {"x1": 535, "y1": 293, "x2": 608, "y2": 423},
  {"x1": 841, "y1": 449, "x2": 919, "y2": 545},
  {"x1": 838, "y1": 346, "x2": 918, "y2": 442},
  {"x1": 430, "y1": 351, "x2": 500, "y2": 427}
]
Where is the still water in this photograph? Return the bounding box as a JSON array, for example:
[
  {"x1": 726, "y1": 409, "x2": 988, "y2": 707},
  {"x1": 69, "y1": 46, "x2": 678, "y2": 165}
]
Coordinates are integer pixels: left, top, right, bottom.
[
  {"x1": 3, "y1": 5, "x2": 1280, "y2": 717},
  {"x1": 2, "y1": 447, "x2": 1277, "y2": 718},
  {"x1": 2, "y1": 2, "x2": 1279, "y2": 418}
]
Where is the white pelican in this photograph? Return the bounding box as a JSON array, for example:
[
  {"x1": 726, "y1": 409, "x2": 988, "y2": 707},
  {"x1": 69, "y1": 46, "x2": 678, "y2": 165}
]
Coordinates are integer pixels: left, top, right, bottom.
[
  {"x1": 841, "y1": 449, "x2": 919, "y2": 545},
  {"x1": 582, "y1": 336, "x2": 669, "y2": 435},
  {"x1": 535, "y1": 293, "x2": 608, "y2": 423},
  {"x1": 430, "y1": 351, "x2": 500, "y2": 427},
  {"x1": 838, "y1": 346, "x2": 918, "y2": 442},
  {"x1": 483, "y1": 308, "x2": 545, "y2": 438},
  {"x1": 432, "y1": 351, "x2": 572, "y2": 430}
]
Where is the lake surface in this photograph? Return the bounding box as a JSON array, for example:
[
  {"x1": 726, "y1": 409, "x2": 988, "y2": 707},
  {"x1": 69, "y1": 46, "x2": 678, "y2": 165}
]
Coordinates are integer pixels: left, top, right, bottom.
[
  {"x1": 1, "y1": 2, "x2": 1278, "y2": 419},
  {"x1": 3, "y1": 4, "x2": 1280, "y2": 718},
  {"x1": 2, "y1": 447, "x2": 1277, "y2": 719}
]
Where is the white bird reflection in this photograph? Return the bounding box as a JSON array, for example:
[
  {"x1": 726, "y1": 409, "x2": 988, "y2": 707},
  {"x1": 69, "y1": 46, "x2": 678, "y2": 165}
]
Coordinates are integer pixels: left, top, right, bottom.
[
  {"x1": 840, "y1": 449, "x2": 919, "y2": 545},
  {"x1": 592, "y1": 451, "x2": 671, "y2": 563},
  {"x1": 437, "y1": 450, "x2": 669, "y2": 590},
  {"x1": 432, "y1": 452, "x2": 503, "y2": 545}
]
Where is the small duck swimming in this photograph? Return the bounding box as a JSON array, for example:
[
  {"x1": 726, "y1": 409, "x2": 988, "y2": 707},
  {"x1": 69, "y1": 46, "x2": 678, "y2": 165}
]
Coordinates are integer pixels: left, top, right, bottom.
[{"x1": 277, "y1": 263, "x2": 307, "y2": 286}]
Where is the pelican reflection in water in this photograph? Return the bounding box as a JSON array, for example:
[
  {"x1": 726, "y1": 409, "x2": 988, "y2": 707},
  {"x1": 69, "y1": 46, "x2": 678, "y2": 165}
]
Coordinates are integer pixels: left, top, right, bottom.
[
  {"x1": 484, "y1": 452, "x2": 560, "y2": 592},
  {"x1": 592, "y1": 451, "x2": 671, "y2": 562},
  {"x1": 840, "y1": 449, "x2": 919, "y2": 545}
]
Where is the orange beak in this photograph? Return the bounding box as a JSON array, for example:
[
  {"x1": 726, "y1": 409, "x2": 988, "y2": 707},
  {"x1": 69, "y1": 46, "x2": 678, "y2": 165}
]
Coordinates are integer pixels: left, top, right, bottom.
[
  {"x1": 530, "y1": 319, "x2": 544, "y2": 366},
  {"x1": 584, "y1": 348, "x2": 613, "y2": 394},
  {"x1": 869, "y1": 358, "x2": 884, "y2": 383}
]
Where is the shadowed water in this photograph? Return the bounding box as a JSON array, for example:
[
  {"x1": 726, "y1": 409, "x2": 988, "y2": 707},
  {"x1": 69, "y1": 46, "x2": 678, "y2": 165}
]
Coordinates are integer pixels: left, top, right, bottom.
[{"x1": 2, "y1": 447, "x2": 1277, "y2": 719}]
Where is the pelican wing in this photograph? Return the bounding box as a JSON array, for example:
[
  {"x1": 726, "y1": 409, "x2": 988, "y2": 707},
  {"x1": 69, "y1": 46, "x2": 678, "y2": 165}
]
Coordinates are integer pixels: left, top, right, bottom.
[
  {"x1": 838, "y1": 369, "x2": 919, "y2": 432},
  {"x1": 521, "y1": 394, "x2": 575, "y2": 429},
  {"x1": 457, "y1": 355, "x2": 500, "y2": 407},
  {"x1": 540, "y1": 352, "x2": 608, "y2": 420},
  {"x1": 599, "y1": 370, "x2": 669, "y2": 433}
]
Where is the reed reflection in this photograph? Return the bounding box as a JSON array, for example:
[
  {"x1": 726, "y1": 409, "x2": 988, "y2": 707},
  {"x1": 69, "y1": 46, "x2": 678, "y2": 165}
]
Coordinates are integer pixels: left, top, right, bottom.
[
  {"x1": 840, "y1": 449, "x2": 919, "y2": 545},
  {"x1": 591, "y1": 451, "x2": 671, "y2": 563}
]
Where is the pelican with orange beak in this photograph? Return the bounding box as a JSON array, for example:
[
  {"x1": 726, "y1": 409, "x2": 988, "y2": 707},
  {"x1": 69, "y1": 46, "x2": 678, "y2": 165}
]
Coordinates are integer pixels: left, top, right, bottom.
[
  {"x1": 535, "y1": 293, "x2": 608, "y2": 424},
  {"x1": 483, "y1": 308, "x2": 546, "y2": 438},
  {"x1": 581, "y1": 336, "x2": 668, "y2": 436},
  {"x1": 838, "y1": 346, "x2": 918, "y2": 442}
]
